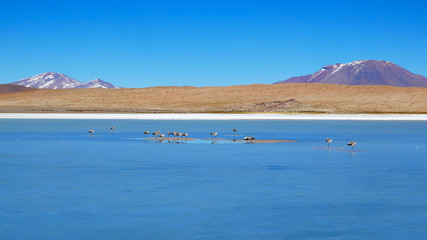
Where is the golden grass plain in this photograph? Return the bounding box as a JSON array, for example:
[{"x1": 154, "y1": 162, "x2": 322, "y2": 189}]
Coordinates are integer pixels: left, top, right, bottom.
[{"x1": 0, "y1": 83, "x2": 426, "y2": 113}]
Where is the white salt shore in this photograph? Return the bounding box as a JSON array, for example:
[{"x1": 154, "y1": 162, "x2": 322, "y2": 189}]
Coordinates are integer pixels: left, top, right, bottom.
[{"x1": 0, "y1": 113, "x2": 426, "y2": 121}]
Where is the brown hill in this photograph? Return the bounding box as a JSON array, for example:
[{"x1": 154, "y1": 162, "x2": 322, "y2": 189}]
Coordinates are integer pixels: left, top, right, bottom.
[
  {"x1": 275, "y1": 60, "x2": 427, "y2": 87},
  {"x1": 0, "y1": 84, "x2": 36, "y2": 94},
  {"x1": 0, "y1": 83, "x2": 426, "y2": 113}
]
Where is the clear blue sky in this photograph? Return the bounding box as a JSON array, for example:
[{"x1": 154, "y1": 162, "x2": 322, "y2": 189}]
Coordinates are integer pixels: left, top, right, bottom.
[{"x1": 1, "y1": 0, "x2": 426, "y2": 87}]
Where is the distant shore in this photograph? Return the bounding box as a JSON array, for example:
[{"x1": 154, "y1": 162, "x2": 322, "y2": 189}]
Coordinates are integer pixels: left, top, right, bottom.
[
  {"x1": 1, "y1": 113, "x2": 426, "y2": 121},
  {"x1": 1, "y1": 84, "x2": 426, "y2": 114}
]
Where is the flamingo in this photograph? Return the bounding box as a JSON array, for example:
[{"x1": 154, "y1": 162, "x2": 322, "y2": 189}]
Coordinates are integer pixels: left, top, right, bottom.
[
  {"x1": 182, "y1": 133, "x2": 188, "y2": 142},
  {"x1": 152, "y1": 131, "x2": 160, "y2": 140},
  {"x1": 172, "y1": 132, "x2": 178, "y2": 141},
  {"x1": 176, "y1": 133, "x2": 183, "y2": 142},
  {"x1": 210, "y1": 132, "x2": 218, "y2": 141},
  {"x1": 347, "y1": 141, "x2": 356, "y2": 151},
  {"x1": 325, "y1": 138, "x2": 332, "y2": 148}
]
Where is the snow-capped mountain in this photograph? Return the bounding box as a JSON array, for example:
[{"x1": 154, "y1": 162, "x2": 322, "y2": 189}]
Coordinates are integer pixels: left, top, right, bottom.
[
  {"x1": 73, "y1": 79, "x2": 118, "y2": 89},
  {"x1": 11, "y1": 72, "x2": 82, "y2": 89},
  {"x1": 10, "y1": 72, "x2": 118, "y2": 89},
  {"x1": 274, "y1": 60, "x2": 427, "y2": 87}
]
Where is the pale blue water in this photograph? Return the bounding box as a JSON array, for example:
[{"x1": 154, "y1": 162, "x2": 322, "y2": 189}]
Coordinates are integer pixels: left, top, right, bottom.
[{"x1": 1, "y1": 119, "x2": 426, "y2": 240}]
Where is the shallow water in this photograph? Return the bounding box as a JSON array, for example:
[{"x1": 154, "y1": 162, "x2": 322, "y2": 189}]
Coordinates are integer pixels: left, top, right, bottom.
[{"x1": 1, "y1": 119, "x2": 426, "y2": 239}]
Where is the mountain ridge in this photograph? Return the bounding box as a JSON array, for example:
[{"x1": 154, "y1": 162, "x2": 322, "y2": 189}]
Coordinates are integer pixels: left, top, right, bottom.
[
  {"x1": 73, "y1": 79, "x2": 118, "y2": 89},
  {"x1": 275, "y1": 60, "x2": 427, "y2": 87},
  {"x1": 10, "y1": 72, "x2": 118, "y2": 89}
]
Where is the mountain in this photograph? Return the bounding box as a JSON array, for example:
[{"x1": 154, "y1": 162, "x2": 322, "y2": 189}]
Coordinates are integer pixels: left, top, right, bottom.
[
  {"x1": 11, "y1": 72, "x2": 82, "y2": 89},
  {"x1": 0, "y1": 84, "x2": 36, "y2": 94},
  {"x1": 10, "y1": 72, "x2": 118, "y2": 89},
  {"x1": 73, "y1": 79, "x2": 118, "y2": 89},
  {"x1": 274, "y1": 60, "x2": 427, "y2": 87}
]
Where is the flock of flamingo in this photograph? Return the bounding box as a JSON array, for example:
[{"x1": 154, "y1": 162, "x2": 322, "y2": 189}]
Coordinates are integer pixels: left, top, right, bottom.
[
  {"x1": 87, "y1": 127, "x2": 257, "y2": 143},
  {"x1": 87, "y1": 127, "x2": 357, "y2": 149},
  {"x1": 144, "y1": 130, "x2": 189, "y2": 142}
]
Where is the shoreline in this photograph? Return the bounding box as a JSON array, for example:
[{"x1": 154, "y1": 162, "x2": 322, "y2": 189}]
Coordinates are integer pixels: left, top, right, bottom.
[{"x1": 1, "y1": 113, "x2": 427, "y2": 121}]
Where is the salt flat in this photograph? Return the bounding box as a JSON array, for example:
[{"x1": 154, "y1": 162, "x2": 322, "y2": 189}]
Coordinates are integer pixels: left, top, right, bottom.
[{"x1": 1, "y1": 113, "x2": 426, "y2": 120}]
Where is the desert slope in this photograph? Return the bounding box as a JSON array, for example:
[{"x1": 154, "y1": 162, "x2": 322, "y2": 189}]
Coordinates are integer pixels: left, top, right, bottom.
[
  {"x1": 0, "y1": 84, "x2": 36, "y2": 94},
  {"x1": 0, "y1": 83, "x2": 426, "y2": 113}
]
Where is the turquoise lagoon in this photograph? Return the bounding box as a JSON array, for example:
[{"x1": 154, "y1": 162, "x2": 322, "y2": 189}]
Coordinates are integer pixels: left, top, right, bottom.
[{"x1": 0, "y1": 119, "x2": 426, "y2": 239}]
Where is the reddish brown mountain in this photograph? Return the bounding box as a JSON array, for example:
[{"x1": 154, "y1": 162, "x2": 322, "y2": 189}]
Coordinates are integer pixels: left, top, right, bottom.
[
  {"x1": 275, "y1": 60, "x2": 427, "y2": 87},
  {"x1": 0, "y1": 84, "x2": 36, "y2": 94}
]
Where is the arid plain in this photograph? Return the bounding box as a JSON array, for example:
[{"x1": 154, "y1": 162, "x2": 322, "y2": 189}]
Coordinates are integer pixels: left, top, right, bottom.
[{"x1": 0, "y1": 83, "x2": 426, "y2": 113}]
